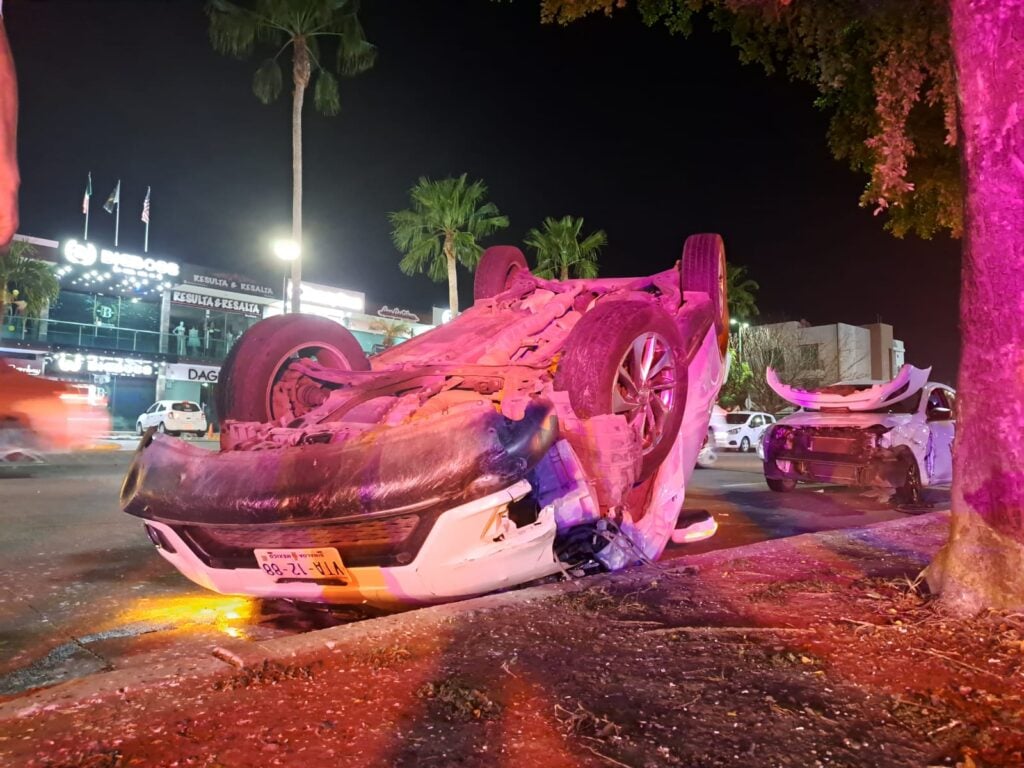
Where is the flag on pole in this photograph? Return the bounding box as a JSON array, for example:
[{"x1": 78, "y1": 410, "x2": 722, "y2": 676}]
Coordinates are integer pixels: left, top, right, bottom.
[
  {"x1": 82, "y1": 173, "x2": 92, "y2": 214},
  {"x1": 103, "y1": 181, "x2": 120, "y2": 213},
  {"x1": 141, "y1": 187, "x2": 150, "y2": 223}
]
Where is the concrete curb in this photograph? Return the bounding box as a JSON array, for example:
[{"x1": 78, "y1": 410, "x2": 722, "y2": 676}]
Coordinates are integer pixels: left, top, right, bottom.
[{"x1": 0, "y1": 510, "x2": 950, "y2": 722}]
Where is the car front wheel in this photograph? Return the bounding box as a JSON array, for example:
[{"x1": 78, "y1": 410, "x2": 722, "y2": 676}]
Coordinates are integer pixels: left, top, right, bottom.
[
  {"x1": 740, "y1": 436, "x2": 751, "y2": 452},
  {"x1": 767, "y1": 477, "x2": 796, "y2": 492},
  {"x1": 136, "y1": 422, "x2": 143, "y2": 436},
  {"x1": 555, "y1": 299, "x2": 687, "y2": 481}
]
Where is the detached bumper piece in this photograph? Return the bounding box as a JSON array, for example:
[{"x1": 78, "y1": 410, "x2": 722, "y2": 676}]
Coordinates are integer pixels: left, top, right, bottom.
[{"x1": 122, "y1": 400, "x2": 557, "y2": 571}]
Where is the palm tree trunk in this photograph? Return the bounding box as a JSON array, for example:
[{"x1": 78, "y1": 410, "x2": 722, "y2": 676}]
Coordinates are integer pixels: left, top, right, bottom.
[
  {"x1": 560, "y1": 263, "x2": 569, "y2": 281},
  {"x1": 290, "y1": 36, "x2": 311, "y2": 314},
  {"x1": 444, "y1": 233, "x2": 458, "y2": 316},
  {"x1": 925, "y1": 0, "x2": 1024, "y2": 612}
]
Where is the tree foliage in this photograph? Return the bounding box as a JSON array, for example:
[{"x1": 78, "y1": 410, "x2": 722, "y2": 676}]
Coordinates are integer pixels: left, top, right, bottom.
[
  {"x1": 368, "y1": 318, "x2": 413, "y2": 348},
  {"x1": 525, "y1": 215, "x2": 606, "y2": 280},
  {"x1": 207, "y1": 0, "x2": 375, "y2": 115},
  {"x1": 726, "y1": 263, "x2": 759, "y2": 319},
  {"x1": 539, "y1": 0, "x2": 960, "y2": 239},
  {"x1": 389, "y1": 174, "x2": 509, "y2": 314},
  {"x1": 0, "y1": 241, "x2": 60, "y2": 318}
]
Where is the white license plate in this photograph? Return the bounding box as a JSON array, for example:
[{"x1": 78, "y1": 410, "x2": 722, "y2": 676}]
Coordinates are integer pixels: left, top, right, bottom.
[{"x1": 254, "y1": 547, "x2": 350, "y2": 582}]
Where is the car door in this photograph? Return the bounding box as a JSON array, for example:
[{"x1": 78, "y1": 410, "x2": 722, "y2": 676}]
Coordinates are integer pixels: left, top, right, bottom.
[
  {"x1": 747, "y1": 414, "x2": 764, "y2": 443},
  {"x1": 153, "y1": 402, "x2": 167, "y2": 429},
  {"x1": 924, "y1": 388, "x2": 955, "y2": 484},
  {"x1": 140, "y1": 403, "x2": 158, "y2": 429}
]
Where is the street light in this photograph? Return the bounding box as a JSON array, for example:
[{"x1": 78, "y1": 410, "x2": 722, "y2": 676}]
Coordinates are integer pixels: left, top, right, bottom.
[
  {"x1": 272, "y1": 238, "x2": 301, "y2": 314},
  {"x1": 730, "y1": 317, "x2": 750, "y2": 360}
]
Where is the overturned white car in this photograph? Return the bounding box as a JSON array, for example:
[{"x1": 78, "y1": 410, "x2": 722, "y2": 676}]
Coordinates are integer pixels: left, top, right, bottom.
[
  {"x1": 761, "y1": 365, "x2": 955, "y2": 502},
  {"x1": 122, "y1": 235, "x2": 729, "y2": 608}
]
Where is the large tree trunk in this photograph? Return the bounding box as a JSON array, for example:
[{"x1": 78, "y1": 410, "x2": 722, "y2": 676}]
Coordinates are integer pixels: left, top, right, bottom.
[
  {"x1": 925, "y1": 0, "x2": 1024, "y2": 612},
  {"x1": 560, "y1": 261, "x2": 569, "y2": 281},
  {"x1": 444, "y1": 233, "x2": 459, "y2": 316},
  {"x1": 290, "y1": 36, "x2": 310, "y2": 314}
]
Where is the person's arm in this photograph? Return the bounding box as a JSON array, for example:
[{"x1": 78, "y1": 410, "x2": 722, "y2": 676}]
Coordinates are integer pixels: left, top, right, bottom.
[{"x1": 0, "y1": 10, "x2": 20, "y2": 248}]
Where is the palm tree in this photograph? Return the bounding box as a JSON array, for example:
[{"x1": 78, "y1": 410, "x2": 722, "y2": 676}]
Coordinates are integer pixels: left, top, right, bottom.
[
  {"x1": 368, "y1": 318, "x2": 413, "y2": 348},
  {"x1": 0, "y1": 240, "x2": 60, "y2": 320},
  {"x1": 389, "y1": 174, "x2": 509, "y2": 316},
  {"x1": 525, "y1": 215, "x2": 606, "y2": 281},
  {"x1": 207, "y1": 0, "x2": 375, "y2": 313},
  {"x1": 726, "y1": 264, "x2": 760, "y2": 320}
]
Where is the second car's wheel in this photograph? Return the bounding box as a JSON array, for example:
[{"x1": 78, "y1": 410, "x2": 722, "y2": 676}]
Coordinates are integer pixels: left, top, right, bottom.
[
  {"x1": 157, "y1": 422, "x2": 166, "y2": 434},
  {"x1": 554, "y1": 299, "x2": 686, "y2": 481},
  {"x1": 216, "y1": 314, "x2": 370, "y2": 424},
  {"x1": 474, "y1": 246, "x2": 530, "y2": 303},
  {"x1": 136, "y1": 422, "x2": 143, "y2": 436},
  {"x1": 767, "y1": 477, "x2": 797, "y2": 492},
  {"x1": 740, "y1": 436, "x2": 751, "y2": 452}
]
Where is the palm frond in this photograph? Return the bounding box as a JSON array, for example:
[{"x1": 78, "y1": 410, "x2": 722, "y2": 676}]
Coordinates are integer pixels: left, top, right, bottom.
[
  {"x1": 253, "y1": 58, "x2": 283, "y2": 103},
  {"x1": 0, "y1": 242, "x2": 60, "y2": 317},
  {"x1": 313, "y1": 69, "x2": 341, "y2": 115},
  {"x1": 206, "y1": 0, "x2": 259, "y2": 57}
]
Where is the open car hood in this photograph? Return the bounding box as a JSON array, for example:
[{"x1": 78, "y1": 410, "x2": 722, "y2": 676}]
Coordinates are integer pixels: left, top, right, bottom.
[{"x1": 766, "y1": 364, "x2": 931, "y2": 412}]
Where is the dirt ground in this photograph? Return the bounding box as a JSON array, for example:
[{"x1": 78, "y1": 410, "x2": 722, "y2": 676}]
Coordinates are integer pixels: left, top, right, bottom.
[{"x1": 1, "y1": 512, "x2": 1022, "y2": 768}]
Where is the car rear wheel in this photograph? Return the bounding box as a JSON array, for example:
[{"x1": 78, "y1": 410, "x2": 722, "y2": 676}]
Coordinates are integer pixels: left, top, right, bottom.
[
  {"x1": 680, "y1": 233, "x2": 728, "y2": 353},
  {"x1": 157, "y1": 422, "x2": 166, "y2": 434},
  {"x1": 554, "y1": 300, "x2": 686, "y2": 481},
  {"x1": 474, "y1": 246, "x2": 530, "y2": 303},
  {"x1": 136, "y1": 421, "x2": 143, "y2": 436},
  {"x1": 216, "y1": 314, "x2": 370, "y2": 424},
  {"x1": 767, "y1": 477, "x2": 796, "y2": 492}
]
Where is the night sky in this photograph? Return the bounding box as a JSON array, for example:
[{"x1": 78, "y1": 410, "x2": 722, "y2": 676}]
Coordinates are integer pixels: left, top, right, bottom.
[{"x1": 9, "y1": 0, "x2": 961, "y2": 381}]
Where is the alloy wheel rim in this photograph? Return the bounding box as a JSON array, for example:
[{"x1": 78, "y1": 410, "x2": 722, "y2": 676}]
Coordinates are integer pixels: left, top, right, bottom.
[{"x1": 611, "y1": 332, "x2": 677, "y2": 454}]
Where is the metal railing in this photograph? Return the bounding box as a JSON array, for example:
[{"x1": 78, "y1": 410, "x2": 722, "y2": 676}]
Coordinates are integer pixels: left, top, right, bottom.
[{"x1": 0, "y1": 315, "x2": 229, "y2": 363}]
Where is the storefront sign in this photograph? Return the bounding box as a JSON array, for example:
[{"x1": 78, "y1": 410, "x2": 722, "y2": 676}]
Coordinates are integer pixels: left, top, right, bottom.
[
  {"x1": 182, "y1": 265, "x2": 276, "y2": 299},
  {"x1": 63, "y1": 240, "x2": 180, "y2": 280},
  {"x1": 164, "y1": 363, "x2": 220, "y2": 383},
  {"x1": 3, "y1": 358, "x2": 44, "y2": 376},
  {"x1": 171, "y1": 290, "x2": 261, "y2": 317},
  {"x1": 376, "y1": 305, "x2": 421, "y2": 323},
  {"x1": 291, "y1": 280, "x2": 365, "y2": 313},
  {"x1": 52, "y1": 352, "x2": 155, "y2": 377}
]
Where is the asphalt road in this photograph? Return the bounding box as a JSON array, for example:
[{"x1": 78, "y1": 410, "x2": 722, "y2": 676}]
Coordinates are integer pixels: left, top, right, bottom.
[{"x1": 0, "y1": 449, "x2": 950, "y2": 698}]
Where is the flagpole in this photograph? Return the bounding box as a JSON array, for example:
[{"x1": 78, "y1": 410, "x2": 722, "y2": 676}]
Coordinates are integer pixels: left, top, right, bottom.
[
  {"x1": 84, "y1": 202, "x2": 89, "y2": 240},
  {"x1": 114, "y1": 181, "x2": 120, "y2": 247},
  {"x1": 143, "y1": 186, "x2": 150, "y2": 253}
]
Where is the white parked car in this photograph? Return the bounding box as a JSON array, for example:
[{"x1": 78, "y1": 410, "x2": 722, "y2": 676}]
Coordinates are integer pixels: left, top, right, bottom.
[
  {"x1": 761, "y1": 365, "x2": 954, "y2": 503},
  {"x1": 712, "y1": 410, "x2": 776, "y2": 452},
  {"x1": 136, "y1": 400, "x2": 207, "y2": 437}
]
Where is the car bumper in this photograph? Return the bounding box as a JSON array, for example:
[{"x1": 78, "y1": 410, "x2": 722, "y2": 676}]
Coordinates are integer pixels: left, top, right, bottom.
[{"x1": 139, "y1": 479, "x2": 563, "y2": 607}]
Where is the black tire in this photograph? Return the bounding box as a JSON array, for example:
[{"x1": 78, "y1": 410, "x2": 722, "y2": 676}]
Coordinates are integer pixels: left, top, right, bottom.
[
  {"x1": 554, "y1": 300, "x2": 687, "y2": 481},
  {"x1": 195, "y1": 431, "x2": 205, "y2": 438},
  {"x1": 740, "y1": 436, "x2": 751, "y2": 453},
  {"x1": 767, "y1": 477, "x2": 797, "y2": 492},
  {"x1": 136, "y1": 422, "x2": 143, "y2": 436},
  {"x1": 680, "y1": 233, "x2": 729, "y2": 352},
  {"x1": 474, "y1": 246, "x2": 530, "y2": 303},
  {"x1": 157, "y1": 422, "x2": 166, "y2": 434},
  {"x1": 216, "y1": 314, "x2": 370, "y2": 424}
]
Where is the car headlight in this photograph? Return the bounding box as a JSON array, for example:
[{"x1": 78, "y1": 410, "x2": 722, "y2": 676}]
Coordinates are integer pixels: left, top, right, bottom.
[{"x1": 727, "y1": 428, "x2": 741, "y2": 435}]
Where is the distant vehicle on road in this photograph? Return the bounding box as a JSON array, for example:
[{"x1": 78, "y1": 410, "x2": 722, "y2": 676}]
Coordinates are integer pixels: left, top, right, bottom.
[
  {"x1": 136, "y1": 400, "x2": 207, "y2": 437},
  {"x1": 1, "y1": 361, "x2": 109, "y2": 460},
  {"x1": 712, "y1": 410, "x2": 776, "y2": 452},
  {"x1": 761, "y1": 365, "x2": 954, "y2": 503}
]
